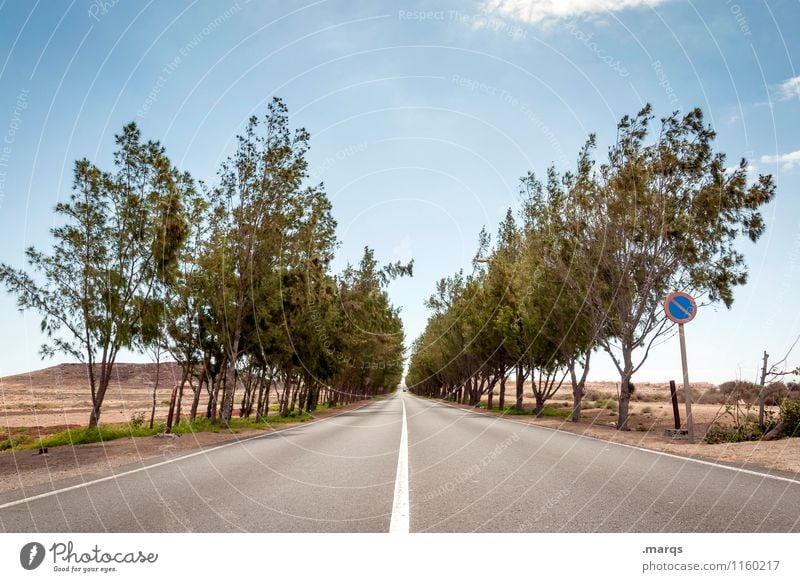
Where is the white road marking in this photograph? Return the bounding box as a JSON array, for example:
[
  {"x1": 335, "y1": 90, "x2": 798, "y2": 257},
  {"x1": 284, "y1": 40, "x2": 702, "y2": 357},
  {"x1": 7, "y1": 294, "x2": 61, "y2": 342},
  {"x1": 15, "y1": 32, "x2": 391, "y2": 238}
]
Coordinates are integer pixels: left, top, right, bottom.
[
  {"x1": 389, "y1": 396, "x2": 410, "y2": 533},
  {"x1": 426, "y1": 396, "x2": 800, "y2": 487},
  {"x1": 0, "y1": 400, "x2": 379, "y2": 511}
]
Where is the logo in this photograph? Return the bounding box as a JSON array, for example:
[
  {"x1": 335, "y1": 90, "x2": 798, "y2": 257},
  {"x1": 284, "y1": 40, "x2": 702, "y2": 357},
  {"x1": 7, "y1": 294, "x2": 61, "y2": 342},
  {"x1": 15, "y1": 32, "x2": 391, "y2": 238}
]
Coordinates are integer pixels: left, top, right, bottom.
[{"x1": 20, "y1": 542, "x2": 46, "y2": 570}]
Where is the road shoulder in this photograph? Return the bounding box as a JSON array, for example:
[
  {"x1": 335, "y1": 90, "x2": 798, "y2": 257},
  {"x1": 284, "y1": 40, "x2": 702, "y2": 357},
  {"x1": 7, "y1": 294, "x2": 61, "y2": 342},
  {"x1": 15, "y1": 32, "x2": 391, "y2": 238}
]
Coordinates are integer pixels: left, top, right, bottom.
[
  {"x1": 422, "y1": 396, "x2": 800, "y2": 478},
  {"x1": 0, "y1": 398, "x2": 379, "y2": 503}
]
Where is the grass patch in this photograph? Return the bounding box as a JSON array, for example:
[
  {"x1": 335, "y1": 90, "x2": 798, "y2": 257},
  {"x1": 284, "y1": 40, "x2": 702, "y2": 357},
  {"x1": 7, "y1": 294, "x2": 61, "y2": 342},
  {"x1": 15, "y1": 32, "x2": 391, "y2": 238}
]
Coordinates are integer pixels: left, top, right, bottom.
[
  {"x1": 496, "y1": 405, "x2": 571, "y2": 418},
  {"x1": 596, "y1": 399, "x2": 618, "y2": 411},
  {"x1": 0, "y1": 434, "x2": 34, "y2": 451},
  {"x1": 172, "y1": 410, "x2": 314, "y2": 434},
  {"x1": 36, "y1": 424, "x2": 163, "y2": 448},
  {"x1": 1, "y1": 399, "x2": 354, "y2": 453}
]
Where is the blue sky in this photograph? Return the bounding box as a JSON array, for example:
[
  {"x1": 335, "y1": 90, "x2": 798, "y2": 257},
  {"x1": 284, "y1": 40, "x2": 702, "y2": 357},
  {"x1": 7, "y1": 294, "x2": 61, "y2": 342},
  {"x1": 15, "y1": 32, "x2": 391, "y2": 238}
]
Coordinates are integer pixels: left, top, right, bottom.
[{"x1": 0, "y1": 0, "x2": 799, "y2": 384}]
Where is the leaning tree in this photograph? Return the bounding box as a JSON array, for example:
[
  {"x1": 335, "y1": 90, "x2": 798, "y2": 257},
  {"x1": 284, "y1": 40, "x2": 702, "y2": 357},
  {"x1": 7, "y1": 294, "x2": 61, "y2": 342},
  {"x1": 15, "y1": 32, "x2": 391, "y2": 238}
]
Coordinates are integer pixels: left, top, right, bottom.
[
  {"x1": 581, "y1": 105, "x2": 775, "y2": 430},
  {"x1": 0, "y1": 124, "x2": 190, "y2": 427}
]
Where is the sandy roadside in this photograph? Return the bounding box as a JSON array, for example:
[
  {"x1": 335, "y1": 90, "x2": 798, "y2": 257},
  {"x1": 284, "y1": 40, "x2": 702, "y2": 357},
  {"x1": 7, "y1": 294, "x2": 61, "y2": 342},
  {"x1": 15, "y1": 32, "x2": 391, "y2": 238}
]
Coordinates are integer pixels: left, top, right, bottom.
[
  {"x1": 0, "y1": 398, "x2": 377, "y2": 497},
  {"x1": 436, "y1": 399, "x2": 800, "y2": 476}
]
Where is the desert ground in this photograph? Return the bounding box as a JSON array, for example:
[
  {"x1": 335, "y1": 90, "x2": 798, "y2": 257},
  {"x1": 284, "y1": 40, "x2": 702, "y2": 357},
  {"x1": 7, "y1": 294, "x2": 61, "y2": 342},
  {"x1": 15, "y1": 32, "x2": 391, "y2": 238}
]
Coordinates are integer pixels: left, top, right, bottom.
[{"x1": 463, "y1": 380, "x2": 800, "y2": 475}]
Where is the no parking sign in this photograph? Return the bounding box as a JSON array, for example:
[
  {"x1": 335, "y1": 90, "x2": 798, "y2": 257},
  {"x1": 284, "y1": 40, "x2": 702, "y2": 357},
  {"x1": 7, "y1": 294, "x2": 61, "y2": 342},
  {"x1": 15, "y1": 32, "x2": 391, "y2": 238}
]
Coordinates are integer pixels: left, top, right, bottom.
[
  {"x1": 664, "y1": 292, "x2": 697, "y2": 324},
  {"x1": 664, "y1": 291, "x2": 697, "y2": 441}
]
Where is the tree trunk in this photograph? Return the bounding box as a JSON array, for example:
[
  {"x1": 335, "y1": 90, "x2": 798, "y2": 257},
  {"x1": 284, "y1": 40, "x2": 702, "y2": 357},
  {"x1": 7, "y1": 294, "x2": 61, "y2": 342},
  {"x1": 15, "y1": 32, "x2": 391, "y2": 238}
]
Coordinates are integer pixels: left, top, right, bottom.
[
  {"x1": 290, "y1": 378, "x2": 300, "y2": 414},
  {"x1": 534, "y1": 393, "x2": 545, "y2": 417},
  {"x1": 88, "y1": 362, "x2": 114, "y2": 428},
  {"x1": 515, "y1": 363, "x2": 525, "y2": 412},
  {"x1": 88, "y1": 401, "x2": 103, "y2": 428},
  {"x1": 189, "y1": 376, "x2": 201, "y2": 423},
  {"x1": 617, "y1": 370, "x2": 633, "y2": 431},
  {"x1": 175, "y1": 373, "x2": 186, "y2": 426},
  {"x1": 569, "y1": 358, "x2": 589, "y2": 423},
  {"x1": 499, "y1": 371, "x2": 508, "y2": 411},
  {"x1": 762, "y1": 421, "x2": 786, "y2": 441},
  {"x1": 149, "y1": 358, "x2": 161, "y2": 429},
  {"x1": 208, "y1": 373, "x2": 221, "y2": 420},
  {"x1": 220, "y1": 358, "x2": 238, "y2": 425},
  {"x1": 255, "y1": 370, "x2": 268, "y2": 421}
]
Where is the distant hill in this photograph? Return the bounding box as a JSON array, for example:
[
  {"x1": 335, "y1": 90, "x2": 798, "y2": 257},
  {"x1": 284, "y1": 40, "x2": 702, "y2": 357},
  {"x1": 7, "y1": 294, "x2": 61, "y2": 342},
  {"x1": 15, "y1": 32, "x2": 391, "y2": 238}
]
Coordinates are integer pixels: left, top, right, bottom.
[{"x1": 0, "y1": 362, "x2": 184, "y2": 390}]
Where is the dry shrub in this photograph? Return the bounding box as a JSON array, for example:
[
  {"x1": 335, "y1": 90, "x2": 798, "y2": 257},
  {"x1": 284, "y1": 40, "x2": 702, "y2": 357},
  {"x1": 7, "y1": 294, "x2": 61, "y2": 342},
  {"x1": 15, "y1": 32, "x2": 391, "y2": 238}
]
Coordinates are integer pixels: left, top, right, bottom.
[
  {"x1": 692, "y1": 381, "x2": 787, "y2": 406},
  {"x1": 584, "y1": 389, "x2": 615, "y2": 401}
]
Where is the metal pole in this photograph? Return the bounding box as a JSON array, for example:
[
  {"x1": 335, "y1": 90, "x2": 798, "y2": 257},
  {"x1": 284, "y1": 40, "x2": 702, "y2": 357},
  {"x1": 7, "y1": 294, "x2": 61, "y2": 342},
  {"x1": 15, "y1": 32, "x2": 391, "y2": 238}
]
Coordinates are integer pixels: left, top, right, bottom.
[
  {"x1": 678, "y1": 323, "x2": 694, "y2": 442},
  {"x1": 758, "y1": 351, "x2": 769, "y2": 429},
  {"x1": 669, "y1": 380, "x2": 681, "y2": 429}
]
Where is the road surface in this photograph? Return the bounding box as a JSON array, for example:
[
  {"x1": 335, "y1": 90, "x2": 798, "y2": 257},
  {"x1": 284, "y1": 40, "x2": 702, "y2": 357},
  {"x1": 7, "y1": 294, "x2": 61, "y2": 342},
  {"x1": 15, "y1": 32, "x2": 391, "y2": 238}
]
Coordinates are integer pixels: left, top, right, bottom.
[{"x1": 1, "y1": 392, "x2": 799, "y2": 532}]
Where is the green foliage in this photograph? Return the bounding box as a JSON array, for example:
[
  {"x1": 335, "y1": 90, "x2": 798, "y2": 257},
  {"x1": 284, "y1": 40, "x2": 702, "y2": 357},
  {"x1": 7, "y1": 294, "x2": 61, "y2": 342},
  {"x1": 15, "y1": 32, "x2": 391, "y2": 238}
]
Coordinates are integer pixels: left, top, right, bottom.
[
  {"x1": 0, "y1": 97, "x2": 408, "y2": 430},
  {"x1": 704, "y1": 422, "x2": 763, "y2": 445},
  {"x1": 129, "y1": 412, "x2": 146, "y2": 429},
  {"x1": 703, "y1": 402, "x2": 765, "y2": 444},
  {"x1": 0, "y1": 123, "x2": 192, "y2": 428},
  {"x1": 594, "y1": 399, "x2": 619, "y2": 411},
  {"x1": 496, "y1": 405, "x2": 571, "y2": 418},
  {"x1": 0, "y1": 410, "x2": 324, "y2": 453},
  {"x1": 779, "y1": 398, "x2": 800, "y2": 438},
  {"x1": 407, "y1": 104, "x2": 776, "y2": 434},
  {"x1": 32, "y1": 424, "x2": 163, "y2": 449},
  {"x1": 0, "y1": 434, "x2": 33, "y2": 451}
]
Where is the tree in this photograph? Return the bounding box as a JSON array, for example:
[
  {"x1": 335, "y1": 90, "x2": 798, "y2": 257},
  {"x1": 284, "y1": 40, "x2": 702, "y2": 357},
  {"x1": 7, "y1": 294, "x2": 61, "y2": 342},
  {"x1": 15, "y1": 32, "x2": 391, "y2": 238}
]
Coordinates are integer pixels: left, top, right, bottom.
[
  {"x1": 408, "y1": 105, "x2": 773, "y2": 431},
  {"x1": 205, "y1": 97, "x2": 320, "y2": 425},
  {"x1": 518, "y1": 150, "x2": 602, "y2": 421},
  {"x1": 0, "y1": 124, "x2": 189, "y2": 427},
  {"x1": 582, "y1": 105, "x2": 775, "y2": 429}
]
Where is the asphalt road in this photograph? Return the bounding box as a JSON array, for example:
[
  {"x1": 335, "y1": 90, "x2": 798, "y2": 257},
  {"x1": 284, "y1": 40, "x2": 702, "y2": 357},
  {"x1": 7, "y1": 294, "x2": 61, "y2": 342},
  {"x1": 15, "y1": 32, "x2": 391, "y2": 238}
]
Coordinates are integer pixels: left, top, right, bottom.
[{"x1": 1, "y1": 392, "x2": 799, "y2": 532}]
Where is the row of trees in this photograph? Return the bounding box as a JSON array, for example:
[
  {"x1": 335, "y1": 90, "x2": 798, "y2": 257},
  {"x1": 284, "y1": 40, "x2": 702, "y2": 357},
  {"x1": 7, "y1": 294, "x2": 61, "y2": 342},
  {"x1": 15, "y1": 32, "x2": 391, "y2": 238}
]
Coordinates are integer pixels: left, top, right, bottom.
[
  {"x1": 0, "y1": 97, "x2": 408, "y2": 428},
  {"x1": 407, "y1": 105, "x2": 776, "y2": 430}
]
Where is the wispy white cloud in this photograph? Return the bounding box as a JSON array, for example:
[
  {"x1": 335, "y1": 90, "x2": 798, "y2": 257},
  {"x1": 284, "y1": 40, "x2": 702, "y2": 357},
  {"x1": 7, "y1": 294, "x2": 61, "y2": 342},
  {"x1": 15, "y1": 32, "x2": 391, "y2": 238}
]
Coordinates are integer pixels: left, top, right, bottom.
[
  {"x1": 481, "y1": 0, "x2": 669, "y2": 24},
  {"x1": 776, "y1": 75, "x2": 800, "y2": 100},
  {"x1": 760, "y1": 150, "x2": 800, "y2": 172}
]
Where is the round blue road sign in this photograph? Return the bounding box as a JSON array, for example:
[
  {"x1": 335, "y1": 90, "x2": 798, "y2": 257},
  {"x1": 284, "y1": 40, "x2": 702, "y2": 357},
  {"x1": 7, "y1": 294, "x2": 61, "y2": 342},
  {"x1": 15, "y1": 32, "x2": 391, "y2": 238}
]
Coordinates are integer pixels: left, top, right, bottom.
[{"x1": 664, "y1": 292, "x2": 697, "y2": 324}]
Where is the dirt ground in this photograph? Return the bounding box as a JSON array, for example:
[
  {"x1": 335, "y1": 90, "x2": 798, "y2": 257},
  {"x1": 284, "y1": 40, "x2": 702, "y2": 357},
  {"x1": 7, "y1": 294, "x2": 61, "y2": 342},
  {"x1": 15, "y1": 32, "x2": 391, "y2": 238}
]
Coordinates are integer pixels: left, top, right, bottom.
[
  {"x1": 459, "y1": 380, "x2": 800, "y2": 474},
  {"x1": 1, "y1": 362, "x2": 197, "y2": 437},
  {"x1": 0, "y1": 396, "x2": 374, "y2": 496}
]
